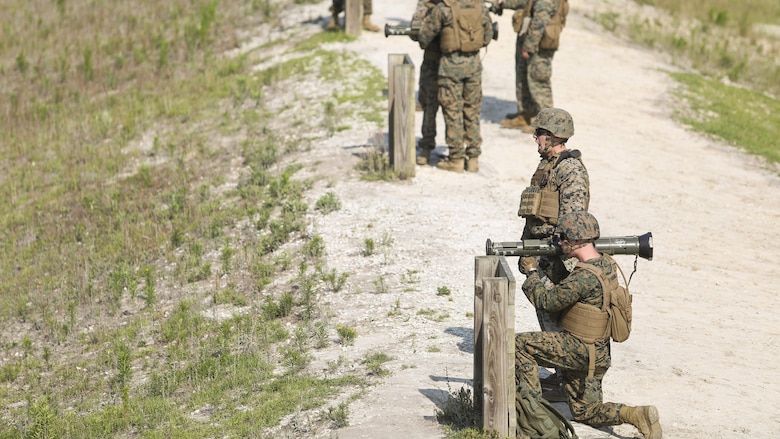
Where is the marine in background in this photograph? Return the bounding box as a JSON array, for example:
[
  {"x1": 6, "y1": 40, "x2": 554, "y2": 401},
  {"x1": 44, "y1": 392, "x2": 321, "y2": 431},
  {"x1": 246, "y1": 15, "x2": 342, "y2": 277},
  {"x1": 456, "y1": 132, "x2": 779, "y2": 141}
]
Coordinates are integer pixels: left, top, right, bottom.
[
  {"x1": 411, "y1": 0, "x2": 443, "y2": 166},
  {"x1": 498, "y1": 0, "x2": 568, "y2": 132},
  {"x1": 327, "y1": 0, "x2": 380, "y2": 32},
  {"x1": 418, "y1": 0, "x2": 493, "y2": 173}
]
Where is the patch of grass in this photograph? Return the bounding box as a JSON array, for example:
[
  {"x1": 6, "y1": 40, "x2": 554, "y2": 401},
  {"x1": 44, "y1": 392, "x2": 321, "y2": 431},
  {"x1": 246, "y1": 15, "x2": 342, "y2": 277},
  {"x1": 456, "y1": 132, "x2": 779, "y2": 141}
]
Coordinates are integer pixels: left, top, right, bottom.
[
  {"x1": 363, "y1": 352, "x2": 393, "y2": 377},
  {"x1": 337, "y1": 324, "x2": 358, "y2": 346},
  {"x1": 315, "y1": 191, "x2": 342, "y2": 214},
  {"x1": 670, "y1": 72, "x2": 780, "y2": 164}
]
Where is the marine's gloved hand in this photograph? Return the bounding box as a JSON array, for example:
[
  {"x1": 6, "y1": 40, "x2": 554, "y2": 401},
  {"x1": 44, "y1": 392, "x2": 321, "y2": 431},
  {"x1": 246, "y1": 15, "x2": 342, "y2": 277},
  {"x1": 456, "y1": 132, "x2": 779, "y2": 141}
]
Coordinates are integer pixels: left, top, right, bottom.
[{"x1": 519, "y1": 257, "x2": 537, "y2": 275}]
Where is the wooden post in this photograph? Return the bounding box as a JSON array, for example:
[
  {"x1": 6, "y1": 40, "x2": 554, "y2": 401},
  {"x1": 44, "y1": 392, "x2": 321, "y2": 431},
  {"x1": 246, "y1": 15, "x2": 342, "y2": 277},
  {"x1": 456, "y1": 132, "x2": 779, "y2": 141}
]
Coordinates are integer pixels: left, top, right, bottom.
[
  {"x1": 474, "y1": 256, "x2": 516, "y2": 436},
  {"x1": 387, "y1": 53, "x2": 416, "y2": 179},
  {"x1": 345, "y1": 0, "x2": 361, "y2": 36}
]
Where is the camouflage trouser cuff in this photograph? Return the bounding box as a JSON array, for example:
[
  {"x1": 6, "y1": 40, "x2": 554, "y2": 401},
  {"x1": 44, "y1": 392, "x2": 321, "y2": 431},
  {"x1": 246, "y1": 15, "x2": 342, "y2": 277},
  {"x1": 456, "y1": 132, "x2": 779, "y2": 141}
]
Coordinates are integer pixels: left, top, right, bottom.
[{"x1": 466, "y1": 147, "x2": 481, "y2": 158}]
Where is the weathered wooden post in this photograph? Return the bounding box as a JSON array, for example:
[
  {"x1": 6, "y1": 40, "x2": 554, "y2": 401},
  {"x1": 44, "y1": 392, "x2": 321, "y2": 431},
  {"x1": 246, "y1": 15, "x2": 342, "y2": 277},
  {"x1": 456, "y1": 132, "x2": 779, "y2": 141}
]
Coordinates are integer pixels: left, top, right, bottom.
[
  {"x1": 345, "y1": 0, "x2": 361, "y2": 36},
  {"x1": 474, "y1": 256, "x2": 516, "y2": 437},
  {"x1": 387, "y1": 53, "x2": 416, "y2": 179}
]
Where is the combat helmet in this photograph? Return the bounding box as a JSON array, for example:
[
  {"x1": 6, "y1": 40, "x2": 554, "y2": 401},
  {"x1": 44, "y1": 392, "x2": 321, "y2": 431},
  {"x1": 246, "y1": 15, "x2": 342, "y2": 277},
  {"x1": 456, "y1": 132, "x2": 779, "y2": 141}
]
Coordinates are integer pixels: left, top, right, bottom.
[
  {"x1": 531, "y1": 108, "x2": 575, "y2": 139},
  {"x1": 556, "y1": 211, "x2": 600, "y2": 241}
]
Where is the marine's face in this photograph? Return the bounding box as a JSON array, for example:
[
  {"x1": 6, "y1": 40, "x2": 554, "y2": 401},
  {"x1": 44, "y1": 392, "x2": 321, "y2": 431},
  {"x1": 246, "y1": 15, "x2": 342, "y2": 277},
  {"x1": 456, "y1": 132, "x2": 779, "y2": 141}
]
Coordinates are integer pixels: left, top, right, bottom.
[{"x1": 534, "y1": 128, "x2": 553, "y2": 156}]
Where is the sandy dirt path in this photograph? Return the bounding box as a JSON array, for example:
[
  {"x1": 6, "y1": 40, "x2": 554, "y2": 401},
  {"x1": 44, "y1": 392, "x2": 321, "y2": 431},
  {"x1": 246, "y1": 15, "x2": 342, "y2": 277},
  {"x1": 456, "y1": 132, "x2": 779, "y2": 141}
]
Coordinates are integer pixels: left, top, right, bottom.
[{"x1": 291, "y1": 0, "x2": 780, "y2": 437}]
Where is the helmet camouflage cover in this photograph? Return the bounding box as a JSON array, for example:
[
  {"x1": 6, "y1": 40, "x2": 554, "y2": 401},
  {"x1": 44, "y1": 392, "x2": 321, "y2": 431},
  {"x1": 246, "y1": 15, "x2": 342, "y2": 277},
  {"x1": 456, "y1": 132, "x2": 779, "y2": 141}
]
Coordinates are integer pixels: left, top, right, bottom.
[
  {"x1": 556, "y1": 211, "x2": 600, "y2": 241},
  {"x1": 531, "y1": 108, "x2": 575, "y2": 139}
]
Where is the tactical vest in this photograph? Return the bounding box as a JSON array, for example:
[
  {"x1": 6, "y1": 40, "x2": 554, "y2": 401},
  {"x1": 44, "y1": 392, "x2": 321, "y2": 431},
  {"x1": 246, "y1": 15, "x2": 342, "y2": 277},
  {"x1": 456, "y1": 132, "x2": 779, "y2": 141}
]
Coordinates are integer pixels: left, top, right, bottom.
[
  {"x1": 518, "y1": 150, "x2": 584, "y2": 225},
  {"x1": 439, "y1": 0, "x2": 485, "y2": 54},
  {"x1": 512, "y1": 0, "x2": 569, "y2": 50}
]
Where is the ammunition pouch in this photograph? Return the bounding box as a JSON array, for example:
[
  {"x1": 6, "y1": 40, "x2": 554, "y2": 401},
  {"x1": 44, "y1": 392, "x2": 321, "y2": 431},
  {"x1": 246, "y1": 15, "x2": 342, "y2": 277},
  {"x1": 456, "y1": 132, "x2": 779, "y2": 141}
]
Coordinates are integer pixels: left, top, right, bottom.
[
  {"x1": 560, "y1": 303, "x2": 609, "y2": 343},
  {"x1": 518, "y1": 186, "x2": 560, "y2": 224}
]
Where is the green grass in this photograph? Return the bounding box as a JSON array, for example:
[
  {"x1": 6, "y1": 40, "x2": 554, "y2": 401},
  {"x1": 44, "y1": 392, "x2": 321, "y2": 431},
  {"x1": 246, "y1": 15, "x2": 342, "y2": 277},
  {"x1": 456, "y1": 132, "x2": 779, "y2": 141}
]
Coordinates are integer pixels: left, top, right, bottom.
[
  {"x1": 0, "y1": 0, "x2": 387, "y2": 437},
  {"x1": 670, "y1": 72, "x2": 780, "y2": 164},
  {"x1": 590, "y1": 0, "x2": 780, "y2": 167}
]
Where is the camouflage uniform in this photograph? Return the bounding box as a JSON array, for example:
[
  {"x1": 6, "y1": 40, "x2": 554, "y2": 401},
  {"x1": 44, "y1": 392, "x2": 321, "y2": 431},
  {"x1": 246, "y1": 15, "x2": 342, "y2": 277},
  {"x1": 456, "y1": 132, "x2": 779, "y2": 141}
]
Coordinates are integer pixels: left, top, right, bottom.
[
  {"x1": 412, "y1": 0, "x2": 442, "y2": 155},
  {"x1": 502, "y1": 0, "x2": 562, "y2": 117},
  {"x1": 521, "y1": 108, "x2": 588, "y2": 331},
  {"x1": 517, "y1": 255, "x2": 625, "y2": 427},
  {"x1": 331, "y1": 0, "x2": 373, "y2": 15},
  {"x1": 523, "y1": 150, "x2": 589, "y2": 305},
  {"x1": 418, "y1": 0, "x2": 493, "y2": 160}
]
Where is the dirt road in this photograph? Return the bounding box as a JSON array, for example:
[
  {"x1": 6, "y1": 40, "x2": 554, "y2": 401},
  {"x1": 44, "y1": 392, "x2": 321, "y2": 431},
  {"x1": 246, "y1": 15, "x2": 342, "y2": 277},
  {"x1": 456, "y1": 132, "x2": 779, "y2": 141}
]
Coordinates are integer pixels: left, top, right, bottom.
[{"x1": 284, "y1": 0, "x2": 780, "y2": 437}]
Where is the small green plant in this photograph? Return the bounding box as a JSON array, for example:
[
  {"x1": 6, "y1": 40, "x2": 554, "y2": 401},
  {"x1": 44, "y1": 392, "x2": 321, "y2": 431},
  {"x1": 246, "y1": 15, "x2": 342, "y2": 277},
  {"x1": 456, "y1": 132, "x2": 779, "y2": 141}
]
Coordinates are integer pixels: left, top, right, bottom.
[
  {"x1": 387, "y1": 298, "x2": 402, "y2": 317},
  {"x1": 373, "y1": 275, "x2": 389, "y2": 294},
  {"x1": 305, "y1": 234, "x2": 325, "y2": 260},
  {"x1": 337, "y1": 324, "x2": 358, "y2": 346},
  {"x1": 427, "y1": 346, "x2": 441, "y2": 353},
  {"x1": 315, "y1": 191, "x2": 341, "y2": 214},
  {"x1": 320, "y1": 268, "x2": 350, "y2": 292},
  {"x1": 363, "y1": 352, "x2": 393, "y2": 377},
  {"x1": 436, "y1": 286, "x2": 452, "y2": 296},
  {"x1": 324, "y1": 402, "x2": 350, "y2": 428},
  {"x1": 361, "y1": 238, "x2": 375, "y2": 256},
  {"x1": 436, "y1": 384, "x2": 481, "y2": 432}
]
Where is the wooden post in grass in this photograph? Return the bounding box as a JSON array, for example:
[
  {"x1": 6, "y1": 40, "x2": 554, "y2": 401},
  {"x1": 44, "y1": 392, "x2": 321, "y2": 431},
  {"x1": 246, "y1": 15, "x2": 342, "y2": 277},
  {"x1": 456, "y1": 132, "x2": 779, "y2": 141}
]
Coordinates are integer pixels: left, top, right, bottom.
[
  {"x1": 474, "y1": 256, "x2": 516, "y2": 437},
  {"x1": 387, "y1": 53, "x2": 416, "y2": 179}
]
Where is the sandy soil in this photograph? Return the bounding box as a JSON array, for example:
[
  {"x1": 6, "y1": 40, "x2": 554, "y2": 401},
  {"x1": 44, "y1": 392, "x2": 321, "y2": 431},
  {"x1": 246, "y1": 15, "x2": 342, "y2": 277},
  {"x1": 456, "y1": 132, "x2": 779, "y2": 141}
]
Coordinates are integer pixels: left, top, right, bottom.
[{"x1": 279, "y1": 0, "x2": 780, "y2": 437}]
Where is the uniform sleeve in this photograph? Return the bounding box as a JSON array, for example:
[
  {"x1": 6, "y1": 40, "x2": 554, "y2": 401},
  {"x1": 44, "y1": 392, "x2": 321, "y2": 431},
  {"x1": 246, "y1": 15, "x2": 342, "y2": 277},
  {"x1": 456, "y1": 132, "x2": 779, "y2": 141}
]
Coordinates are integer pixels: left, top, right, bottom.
[
  {"x1": 411, "y1": 0, "x2": 428, "y2": 27},
  {"x1": 482, "y1": 5, "x2": 494, "y2": 45},
  {"x1": 523, "y1": 267, "x2": 603, "y2": 312},
  {"x1": 522, "y1": 0, "x2": 556, "y2": 53},
  {"x1": 418, "y1": 4, "x2": 445, "y2": 49},
  {"x1": 556, "y1": 158, "x2": 590, "y2": 215},
  {"x1": 522, "y1": 271, "x2": 584, "y2": 312}
]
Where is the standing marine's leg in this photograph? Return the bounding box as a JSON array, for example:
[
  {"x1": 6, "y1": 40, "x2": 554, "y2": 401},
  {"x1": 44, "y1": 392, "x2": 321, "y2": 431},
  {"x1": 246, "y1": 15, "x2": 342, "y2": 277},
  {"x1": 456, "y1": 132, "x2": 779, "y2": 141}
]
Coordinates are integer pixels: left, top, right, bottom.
[
  {"x1": 417, "y1": 54, "x2": 440, "y2": 165},
  {"x1": 462, "y1": 69, "x2": 482, "y2": 172},
  {"x1": 500, "y1": 36, "x2": 534, "y2": 132},
  {"x1": 361, "y1": 0, "x2": 379, "y2": 32},
  {"x1": 527, "y1": 50, "x2": 555, "y2": 114},
  {"x1": 436, "y1": 75, "x2": 465, "y2": 173}
]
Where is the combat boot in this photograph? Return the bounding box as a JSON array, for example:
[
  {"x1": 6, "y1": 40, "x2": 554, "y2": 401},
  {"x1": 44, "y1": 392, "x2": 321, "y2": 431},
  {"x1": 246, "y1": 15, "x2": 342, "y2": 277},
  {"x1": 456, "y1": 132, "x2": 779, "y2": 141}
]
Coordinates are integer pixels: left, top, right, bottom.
[
  {"x1": 436, "y1": 157, "x2": 465, "y2": 173},
  {"x1": 362, "y1": 15, "x2": 379, "y2": 32},
  {"x1": 500, "y1": 114, "x2": 533, "y2": 131},
  {"x1": 465, "y1": 156, "x2": 478, "y2": 172},
  {"x1": 619, "y1": 406, "x2": 662, "y2": 439},
  {"x1": 326, "y1": 9, "x2": 340, "y2": 30},
  {"x1": 416, "y1": 148, "x2": 434, "y2": 165}
]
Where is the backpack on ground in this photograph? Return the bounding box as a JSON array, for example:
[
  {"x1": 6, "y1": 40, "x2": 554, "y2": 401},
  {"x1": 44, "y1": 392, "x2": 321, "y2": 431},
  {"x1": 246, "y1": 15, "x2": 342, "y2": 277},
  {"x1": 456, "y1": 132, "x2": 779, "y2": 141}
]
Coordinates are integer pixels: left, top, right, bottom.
[{"x1": 516, "y1": 381, "x2": 578, "y2": 439}]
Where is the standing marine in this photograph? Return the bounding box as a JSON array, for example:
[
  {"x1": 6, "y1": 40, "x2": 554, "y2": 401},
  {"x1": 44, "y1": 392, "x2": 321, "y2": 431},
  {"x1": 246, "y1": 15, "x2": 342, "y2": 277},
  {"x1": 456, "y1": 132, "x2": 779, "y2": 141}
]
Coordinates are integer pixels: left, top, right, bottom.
[
  {"x1": 418, "y1": 0, "x2": 494, "y2": 173},
  {"x1": 411, "y1": 0, "x2": 443, "y2": 166},
  {"x1": 498, "y1": 0, "x2": 568, "y2": 132}
]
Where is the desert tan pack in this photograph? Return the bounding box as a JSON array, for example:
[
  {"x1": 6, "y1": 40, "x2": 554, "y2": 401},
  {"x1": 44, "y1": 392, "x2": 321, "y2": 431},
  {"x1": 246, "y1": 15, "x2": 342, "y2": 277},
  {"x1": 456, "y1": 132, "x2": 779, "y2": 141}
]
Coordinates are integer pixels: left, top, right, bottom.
[
  {"x1": 574, "y1": 255, "x2": 633, "y2": 343},
  {"x1": 440, "y1": 0, "x2": 485, "y2": 53}
]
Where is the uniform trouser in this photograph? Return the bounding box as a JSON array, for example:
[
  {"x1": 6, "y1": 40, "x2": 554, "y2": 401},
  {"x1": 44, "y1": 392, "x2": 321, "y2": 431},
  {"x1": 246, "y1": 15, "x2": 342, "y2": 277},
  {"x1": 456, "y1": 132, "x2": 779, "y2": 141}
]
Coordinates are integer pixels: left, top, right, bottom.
[
  {"x1": 438, "y1": 69, "x2": 482, "y2": 159},
  {"x1": 418, "y1": 54, "x2": 440, "y2": 151},
  {"x1": 515, "y1": 331, "x2": 624, "y2": 427},
  {"x1": 332, "y1": 0, "x2": 372, "y2": 15},
  {"x1": 515, "y1": 37, "x2": 555, "y2": 116}
]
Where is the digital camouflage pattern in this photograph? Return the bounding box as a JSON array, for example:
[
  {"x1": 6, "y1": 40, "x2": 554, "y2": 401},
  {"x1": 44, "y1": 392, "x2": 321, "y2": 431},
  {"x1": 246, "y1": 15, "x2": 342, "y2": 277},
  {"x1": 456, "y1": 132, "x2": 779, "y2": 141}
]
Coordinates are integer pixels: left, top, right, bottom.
[
  {"x1": 517, "y1": 255, "x2": 626, "y2": 427},
  {"x1": 532, "y1": 107, "x2": 574, "y2": 139},
  {"x1": 413, "y1": 0, "x2": 442, "y2": 152},
  {"x1": 556, "y1": 211, "x2": 600, "y2": 241},
  {"x1": 503, "y1": 0, "x2": 562, "y2": 116},
  {"x1": 418, "y1": 0, "x2": 493, "y2": 159},
  {"x1": 522, "y1": 151, "x2": 589, "y2": 239}
]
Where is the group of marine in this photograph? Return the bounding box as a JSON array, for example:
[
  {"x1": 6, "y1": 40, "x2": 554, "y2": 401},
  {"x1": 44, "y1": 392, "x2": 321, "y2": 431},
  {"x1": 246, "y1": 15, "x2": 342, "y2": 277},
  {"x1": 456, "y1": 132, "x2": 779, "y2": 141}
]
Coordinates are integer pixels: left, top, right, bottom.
[{"x1": 327, "y1": 0, "x2": 663, "y2": 438}]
